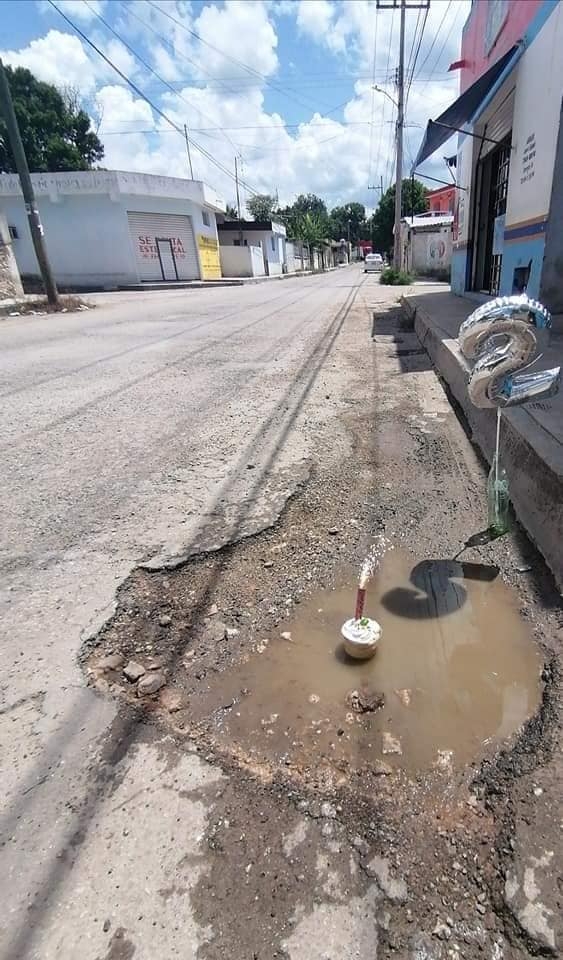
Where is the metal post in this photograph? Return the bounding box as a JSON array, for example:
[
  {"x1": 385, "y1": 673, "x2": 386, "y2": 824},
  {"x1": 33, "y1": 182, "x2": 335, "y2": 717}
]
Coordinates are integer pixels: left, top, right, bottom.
[
  {"x1": 393, "y1": 0, "x2": 406, "y2": 270},
  {"x1": 234, "y1": 156, "x2": 241, "y2": 219},
  {"x1": 183, "y1": 123, "x2": 194, "y2": 179},
  {"x1": 0, "y1": 58, "x2": 59, "y2": 305}
]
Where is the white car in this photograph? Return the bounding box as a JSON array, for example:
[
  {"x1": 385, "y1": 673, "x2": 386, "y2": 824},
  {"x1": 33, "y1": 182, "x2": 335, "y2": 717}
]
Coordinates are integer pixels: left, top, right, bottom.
[{"x1": 364, "y1": 253, "x2": 384, "y2": 273}]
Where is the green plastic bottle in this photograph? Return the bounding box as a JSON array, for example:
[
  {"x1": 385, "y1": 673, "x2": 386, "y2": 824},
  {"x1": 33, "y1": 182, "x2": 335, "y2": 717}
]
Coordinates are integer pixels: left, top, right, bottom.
[{"x1": 487, "y1": 455, "x2": 510, "y2": 535}]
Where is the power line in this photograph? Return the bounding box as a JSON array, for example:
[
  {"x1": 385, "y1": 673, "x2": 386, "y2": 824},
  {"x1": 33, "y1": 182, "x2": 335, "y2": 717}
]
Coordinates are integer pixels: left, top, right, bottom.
[
  {"x1": 405, "y1": 7, "x2": 422, "y2": 83},
  {"x1": 98, "y1": 120, "x2": 391, "y2": 133},
  {"x1": 405, "y1": 3, "x2": 429, "y2": 102},
  {"x1": 46, "y1": 0, "x2": 260, "y2": 196},
  {"x1": 146, "y1": 0, "x2": 338, "y2": 116},
  {"x1": 373, "y1": 2, "x2": 395, "y2": 199},
  {"x1": 417, "y1": 2, "x2": 462, "y2": 96},
  {"x1": 367, "y1": 2, "x2": 379, "y2": 208},
  {"x1": 413, "y1": 0, "x2": 453, "y2": 79},
  {"x1": 81, "y1": 0, "x2": 239, "y2": 154},
  {"x1": 122, "y1": 0, "x2": 261, "y2": 108}
]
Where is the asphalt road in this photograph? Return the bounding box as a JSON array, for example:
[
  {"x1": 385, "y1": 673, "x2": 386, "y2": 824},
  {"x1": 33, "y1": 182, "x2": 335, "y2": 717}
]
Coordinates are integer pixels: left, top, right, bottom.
[{"x1": 0, "y1": 268, "x2": 368, "y2": 959}]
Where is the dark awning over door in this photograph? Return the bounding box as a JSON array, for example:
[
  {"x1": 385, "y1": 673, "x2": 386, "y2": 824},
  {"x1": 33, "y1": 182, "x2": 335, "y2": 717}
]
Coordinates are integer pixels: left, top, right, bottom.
[{"x1": 412, "y1": 45, "x2": 519, "y2": 171}]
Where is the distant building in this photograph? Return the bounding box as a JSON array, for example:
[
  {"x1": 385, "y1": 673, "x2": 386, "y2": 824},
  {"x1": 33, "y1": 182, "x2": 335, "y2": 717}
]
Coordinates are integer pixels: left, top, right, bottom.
[
  {"x1": 414, "y1": 1, "x2": 563, "y2": 309},
  {"x1": 427, "y1": 185, "x2": 456, "y2": 215},
  {"x1": 400, "y1": 212, "x2": 453, "y2": 279},
  {"x1": 0, "y1": 170, "x2": 225, "y2": 288},
  {"x1": 217, "y1": 219, "x2": 287, "y2": 277}
]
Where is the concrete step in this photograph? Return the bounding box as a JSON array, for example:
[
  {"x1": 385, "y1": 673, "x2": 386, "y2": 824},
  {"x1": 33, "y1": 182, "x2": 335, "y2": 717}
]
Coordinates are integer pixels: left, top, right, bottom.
[{"x1": 402, "y1": 289, "x2": 563, "y2": 589}]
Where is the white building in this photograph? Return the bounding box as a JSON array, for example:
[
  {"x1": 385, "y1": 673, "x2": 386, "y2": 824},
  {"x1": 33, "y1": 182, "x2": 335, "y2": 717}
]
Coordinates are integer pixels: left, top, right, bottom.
[
  {"x1": 399, "y1": 212, "x2": 453, "y2": 279},
  {"x1": 217, "y1": 220, "x2": 287, "y2": 277},
  {"x1": 0, "y1": 170, "x2": 226, "y2": 289}
]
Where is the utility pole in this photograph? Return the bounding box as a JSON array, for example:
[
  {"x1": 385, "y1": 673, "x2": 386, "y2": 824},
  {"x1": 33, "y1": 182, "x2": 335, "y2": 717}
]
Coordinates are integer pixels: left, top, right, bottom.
[
  {"x1": 367, "y1": 175, "x2": 384, "y2": 252},
  {"x1": 234, "y1": 156, "x2": 242, "y2": 219},
  {"x1": 0, "y1": 58, "x2": 59, "y2": 305},
  {"x1": 376, "y1": 1, "x2": 429, "y2": 269},
  {"x1": 394, "y1": 0, "x2": 406, "y2": 269},
  {"x1": 183, "y1": 123, "x2": 194, "y2": 179}
]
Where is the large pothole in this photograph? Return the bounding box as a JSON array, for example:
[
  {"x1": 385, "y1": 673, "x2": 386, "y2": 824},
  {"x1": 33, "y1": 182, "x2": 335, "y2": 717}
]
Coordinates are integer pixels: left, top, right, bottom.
[{"x1": 87, "y1": 544, "x2": 542, "y2": 786}]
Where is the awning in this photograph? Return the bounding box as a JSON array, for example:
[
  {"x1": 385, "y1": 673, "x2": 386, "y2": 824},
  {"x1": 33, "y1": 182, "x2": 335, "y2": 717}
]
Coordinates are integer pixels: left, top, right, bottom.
[{"x1": 412, "y1": 45, "x2": 519, "y2": 171}]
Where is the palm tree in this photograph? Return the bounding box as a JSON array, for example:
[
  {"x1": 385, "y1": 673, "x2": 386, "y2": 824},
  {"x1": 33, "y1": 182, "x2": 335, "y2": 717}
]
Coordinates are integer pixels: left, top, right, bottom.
[
  {"x1": 291, "y1": 211, "x2": 327, "y2": 245},
  {"x1": 291, "y1": 212, "x2": 328, "y2": 270}
]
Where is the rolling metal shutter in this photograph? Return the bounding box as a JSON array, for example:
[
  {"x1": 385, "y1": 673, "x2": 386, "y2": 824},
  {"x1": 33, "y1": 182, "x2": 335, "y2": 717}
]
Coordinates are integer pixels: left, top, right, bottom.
[
  {"x1": 480, "y1": 89, "x2": 514, "y2": 158},
  {"x1": 127, "y1": 211, "x2": 200, "y2": 281}
]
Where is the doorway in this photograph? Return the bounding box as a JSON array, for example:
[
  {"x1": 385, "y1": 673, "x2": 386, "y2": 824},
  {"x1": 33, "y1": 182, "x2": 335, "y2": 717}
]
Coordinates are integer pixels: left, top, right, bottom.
[
  {"x1": 473, "y1": 135, "x2": 511, "y2": 295},
  {"x1": 156, "y1": 238, "x2": 179, "y2": 281}
]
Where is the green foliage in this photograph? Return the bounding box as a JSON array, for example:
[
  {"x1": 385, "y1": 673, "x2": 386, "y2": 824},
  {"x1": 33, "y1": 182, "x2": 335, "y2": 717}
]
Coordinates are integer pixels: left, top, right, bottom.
[
  {"x1": 225, "y1": 203, "x2": 239, "y2": 219},
  {"x1": 290, "y1": 211, "x2": 327, "y2": 245},
  {"x1": 380, "y1": 267, "x2": 414, "y2": 285},
  {"x1": 245, "y1": 193, "x2": 278, "y2": 221},
  {"x1": 0, "y1": 67, "x2": 104, "y2": 173},
  {"x1": 279, "y1": 193, "x2": 329, "y2": 238},
  {"x1": 369, "y1": 179, "x2": 428, "y2": 256},
  {"x1": 329, "y1": 202, "x2": 366, "y2": 243}
]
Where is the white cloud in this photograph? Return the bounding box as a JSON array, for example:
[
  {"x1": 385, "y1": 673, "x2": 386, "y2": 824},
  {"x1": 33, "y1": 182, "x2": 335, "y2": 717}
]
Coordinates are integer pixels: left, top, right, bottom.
[
  {"x1": 37, "y1": 0, "x2": 107, "y2": 21},
  {"x1": 0, "y1": 29, "x2": 100, "y2": 93},
  {"x1": 296, "y1": 0, "x2": 334, "y2": 38},
  {"x1": 192, "y1": 0, "x2": 278, "y2": 80},
  {"x1": 5, "y1": 1, "x2": 467, "y2": 212}
]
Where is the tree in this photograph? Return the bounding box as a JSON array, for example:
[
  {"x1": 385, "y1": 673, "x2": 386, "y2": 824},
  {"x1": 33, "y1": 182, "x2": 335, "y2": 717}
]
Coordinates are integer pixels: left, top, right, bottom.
[
  {"x1": 246, "y1": 193, "x2": 278, "y2": 221},
  {"x1": 291, "y1": 211, "x2": 327, "y2": 246},
  {"x1": 279, "y1": 193, "x2": 329, "y2": 239},
  {"x1": 225, "y1": 203, "x2": 238, "y2": 219},
  {"x1": 292, "y1": 193, "x2": 328, "y2": 218},
  {"x1": 370, "y1": 178, "x2": 428, "y2": 255},
  {"x1": 0, "y1": 66, "x2": 104, "y2": 173},
  {"x1": 329, "y1": 202, "x2": 366, "y2": 243}
]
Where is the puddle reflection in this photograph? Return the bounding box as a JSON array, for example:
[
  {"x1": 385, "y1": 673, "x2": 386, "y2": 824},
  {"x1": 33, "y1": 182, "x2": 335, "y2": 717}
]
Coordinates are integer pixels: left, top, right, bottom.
[{"x1": 196, "y1": 550, "x2": 541, "y2": 774}]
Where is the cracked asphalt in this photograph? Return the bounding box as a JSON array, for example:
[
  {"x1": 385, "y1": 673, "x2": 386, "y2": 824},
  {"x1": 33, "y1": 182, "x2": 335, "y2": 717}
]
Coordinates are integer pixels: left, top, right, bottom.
[{"x1": 0, "y1": 267, "x2": 560, "y2": 959}]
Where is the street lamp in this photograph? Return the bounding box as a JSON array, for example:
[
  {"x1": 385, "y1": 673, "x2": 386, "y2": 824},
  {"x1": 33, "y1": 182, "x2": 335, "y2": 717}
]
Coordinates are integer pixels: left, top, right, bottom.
[{"x1": 373, "y1": 85, "x2": 398, "y2": 109}]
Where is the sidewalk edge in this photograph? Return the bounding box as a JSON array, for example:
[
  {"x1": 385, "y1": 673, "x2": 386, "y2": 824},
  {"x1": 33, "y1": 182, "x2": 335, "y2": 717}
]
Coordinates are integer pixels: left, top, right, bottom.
[{"x1": 402, "y1": 295, "x2": 563, "y2": 589}]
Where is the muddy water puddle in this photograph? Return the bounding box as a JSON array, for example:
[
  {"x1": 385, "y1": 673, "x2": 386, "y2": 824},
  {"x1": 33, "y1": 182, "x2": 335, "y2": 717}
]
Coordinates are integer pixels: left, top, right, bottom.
[{"x1": 196, "y1": 549, "x2": 542, "y2": 775}]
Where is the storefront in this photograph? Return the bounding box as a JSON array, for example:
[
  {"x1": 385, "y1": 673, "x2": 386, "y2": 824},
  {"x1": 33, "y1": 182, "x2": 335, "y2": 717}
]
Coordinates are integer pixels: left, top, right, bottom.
[
  {"x1": 0, "y1": 170, "x2": 225, "y2": 288},
  {"x1": 414, "y1": 0, "x2": 563, "y2": 310}
]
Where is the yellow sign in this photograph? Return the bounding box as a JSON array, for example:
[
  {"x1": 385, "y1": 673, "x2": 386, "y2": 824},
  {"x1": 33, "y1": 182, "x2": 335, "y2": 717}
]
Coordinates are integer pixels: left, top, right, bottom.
[{"x1": 197, "y1": 234, "x2": 221, "y2": 280}]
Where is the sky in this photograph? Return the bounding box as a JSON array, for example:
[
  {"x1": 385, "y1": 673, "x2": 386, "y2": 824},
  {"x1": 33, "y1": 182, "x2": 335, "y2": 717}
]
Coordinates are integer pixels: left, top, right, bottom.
[{"x1": 1, "y1": 0, "x2": 470, "y2": 213}]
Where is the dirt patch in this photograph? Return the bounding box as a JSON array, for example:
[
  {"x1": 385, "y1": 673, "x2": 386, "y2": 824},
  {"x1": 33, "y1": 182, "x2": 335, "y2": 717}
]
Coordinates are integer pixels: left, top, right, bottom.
[
  {"x1": 83, "y1": 296, "x2": 561, "y2": 957},
  {"x1": 0, "y1": 294, "x2": 92, "y2": 318}
]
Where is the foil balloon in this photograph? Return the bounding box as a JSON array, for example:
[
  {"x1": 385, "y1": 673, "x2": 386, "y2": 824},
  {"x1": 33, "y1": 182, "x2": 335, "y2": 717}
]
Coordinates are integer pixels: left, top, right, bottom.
[{"x1": 458, "y1": 294, "x2": 561, "y2": 408}]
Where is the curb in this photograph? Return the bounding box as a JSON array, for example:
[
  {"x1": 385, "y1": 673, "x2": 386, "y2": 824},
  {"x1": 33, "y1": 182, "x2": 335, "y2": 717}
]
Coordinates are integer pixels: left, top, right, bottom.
[{"x1": 402, "y1": 295, "x2": 563, "y2": 589}]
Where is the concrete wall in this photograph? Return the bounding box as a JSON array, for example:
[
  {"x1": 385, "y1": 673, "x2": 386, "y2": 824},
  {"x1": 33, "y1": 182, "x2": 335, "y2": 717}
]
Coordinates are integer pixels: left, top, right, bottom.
[
  {"x1": 0, "y1": 192, "x2": 220, "y2": 288},
  {"x1": 452, "y1": 2, "x2": 563, "y2": 301},
  {"x1": 1, "y1": 193, "x2": 134, "y2": 288},
  {"x1": 406, "y1": 226, "x2": 452, "y2": 276},
  {"x1": 219, "y1": 228, "x2": 284, "y2": 274},
  {"x1": 540, "y1": 98, "x2": 563, "y2": 311},
  {"x1": 219, "y1": 244, "x2": 265, "y2": 277},
  {"x1": 0, "y1": 214, "x2": 23, "y2": 299}
]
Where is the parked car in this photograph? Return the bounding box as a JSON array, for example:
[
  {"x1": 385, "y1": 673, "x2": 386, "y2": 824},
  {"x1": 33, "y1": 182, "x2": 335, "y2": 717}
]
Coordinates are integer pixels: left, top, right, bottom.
[{"x1": 364, "y1": 253, "x2": 383, "y2": 273}]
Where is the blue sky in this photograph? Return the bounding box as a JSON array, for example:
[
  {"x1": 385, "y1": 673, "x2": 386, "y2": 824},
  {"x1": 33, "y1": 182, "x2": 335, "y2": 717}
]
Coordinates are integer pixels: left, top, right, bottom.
[{"x1": 1, "y1": 0, "x2": 469, "y2": 211}]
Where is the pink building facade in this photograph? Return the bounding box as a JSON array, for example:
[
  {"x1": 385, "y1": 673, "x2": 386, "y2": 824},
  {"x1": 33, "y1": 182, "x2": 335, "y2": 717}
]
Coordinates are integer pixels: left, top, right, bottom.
[{"x1": 416, "y1": 1, "x2": 563, "y2": 309}]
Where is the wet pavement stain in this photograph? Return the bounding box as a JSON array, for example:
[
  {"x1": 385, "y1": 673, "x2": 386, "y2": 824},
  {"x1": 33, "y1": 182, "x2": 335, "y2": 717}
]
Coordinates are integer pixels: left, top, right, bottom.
[{"x1": 194, "y1": 549, "x2": 542, "y2": 774}]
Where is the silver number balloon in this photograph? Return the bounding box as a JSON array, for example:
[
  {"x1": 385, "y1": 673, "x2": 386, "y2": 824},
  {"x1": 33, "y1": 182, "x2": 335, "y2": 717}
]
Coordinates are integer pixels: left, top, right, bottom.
[{"x1": 458, "y1": 294, "x2": 561, "y2": 408}]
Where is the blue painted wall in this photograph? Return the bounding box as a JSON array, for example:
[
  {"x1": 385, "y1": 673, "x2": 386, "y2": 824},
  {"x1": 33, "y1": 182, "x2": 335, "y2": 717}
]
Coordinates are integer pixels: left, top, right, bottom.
[
  {"x1": 451, "y1": 249, "x2": 467, "y2": 295},
  {"x1": 499, "y1": 235, "x2": 546, "y2": 298}
]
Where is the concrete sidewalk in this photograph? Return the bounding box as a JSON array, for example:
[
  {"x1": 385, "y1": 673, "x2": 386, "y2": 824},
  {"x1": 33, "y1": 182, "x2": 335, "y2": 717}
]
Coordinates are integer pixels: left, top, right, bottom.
[{"x1": 402, "y1": 288, "x2": 563, "y2": 588}]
